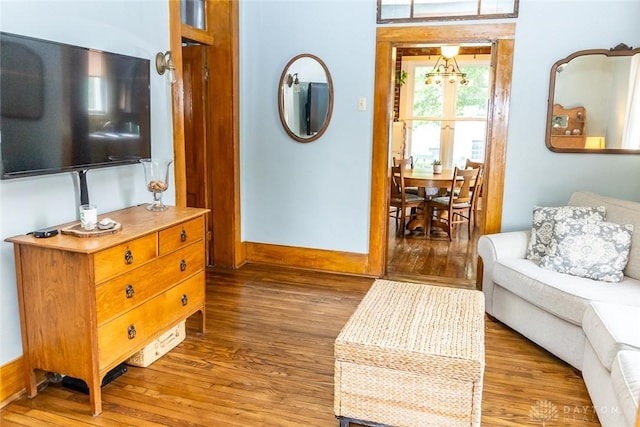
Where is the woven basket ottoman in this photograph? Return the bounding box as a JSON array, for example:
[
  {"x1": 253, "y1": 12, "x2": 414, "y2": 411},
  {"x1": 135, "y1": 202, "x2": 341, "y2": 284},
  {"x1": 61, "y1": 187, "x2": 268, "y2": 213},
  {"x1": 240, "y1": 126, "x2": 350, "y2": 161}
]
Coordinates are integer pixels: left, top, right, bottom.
[{"x1": 334, "y1": 279, "x2": 485, "y2": 427}]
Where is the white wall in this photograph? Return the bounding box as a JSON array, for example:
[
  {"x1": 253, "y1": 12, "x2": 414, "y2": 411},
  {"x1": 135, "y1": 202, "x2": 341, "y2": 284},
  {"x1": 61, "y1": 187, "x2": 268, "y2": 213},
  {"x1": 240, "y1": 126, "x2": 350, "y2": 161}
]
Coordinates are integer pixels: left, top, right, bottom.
[
  {"x1": 240, "y1": 0, "x2": 640, "y2": 254},
  {"x1": 0, "y1": 1, "x2": 173, "y2": 365}
]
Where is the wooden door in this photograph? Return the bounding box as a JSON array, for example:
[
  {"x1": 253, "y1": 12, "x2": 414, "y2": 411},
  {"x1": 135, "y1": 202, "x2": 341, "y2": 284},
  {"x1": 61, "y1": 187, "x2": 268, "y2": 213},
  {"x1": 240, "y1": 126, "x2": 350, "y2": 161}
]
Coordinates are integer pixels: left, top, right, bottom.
[{"x1": 182, "y1": 45, "x2": 212, "y2": 265}]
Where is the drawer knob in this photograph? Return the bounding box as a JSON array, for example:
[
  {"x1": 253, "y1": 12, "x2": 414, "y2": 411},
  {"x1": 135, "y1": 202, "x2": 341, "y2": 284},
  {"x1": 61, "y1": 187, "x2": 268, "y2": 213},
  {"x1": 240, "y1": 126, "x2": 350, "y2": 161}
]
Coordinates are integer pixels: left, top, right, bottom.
[
  {"x1": 181, "y1": 294, "x2": 188, "y2": 306},
  {"x1": 180, "y1": 260, "x2": 187, "y2": 272},
  {"x1": 127, "y1": 324, "x2": 136, "y2": 340},
  {"x1": 180, "y1": 229, "x2": 187, "y2": 242},
  {"x1": 124, "y1": 250, "x2": 134, "y2": 265},
  {"x1": 125, "y1": 284, "x2": 135, "y2": 299}
]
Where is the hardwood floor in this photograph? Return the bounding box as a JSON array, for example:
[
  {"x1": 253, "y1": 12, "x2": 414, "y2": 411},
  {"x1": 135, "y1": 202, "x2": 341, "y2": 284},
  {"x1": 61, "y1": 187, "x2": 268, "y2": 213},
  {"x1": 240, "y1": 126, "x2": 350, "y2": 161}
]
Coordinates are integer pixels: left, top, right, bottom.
[
  {"x1": 1, "y1": 263, "x2": 599, "y2": 426},
  {"x1": 386, "y1": 218, "x2": 479, "y2": 287}
]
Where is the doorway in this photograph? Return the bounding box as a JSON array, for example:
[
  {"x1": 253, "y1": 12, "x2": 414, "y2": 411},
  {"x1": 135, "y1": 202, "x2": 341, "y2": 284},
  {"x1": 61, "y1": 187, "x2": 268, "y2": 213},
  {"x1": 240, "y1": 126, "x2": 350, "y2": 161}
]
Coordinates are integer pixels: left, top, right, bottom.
[
  {"x1": 386, "y1": 44, "x2": 492, "y2": 285},
  {"x1": 182, "y1": 44, "x2": 214, "y2": 265},
  {"x1": 366, "y1": 23, "x2": 516, "y2": 280}
]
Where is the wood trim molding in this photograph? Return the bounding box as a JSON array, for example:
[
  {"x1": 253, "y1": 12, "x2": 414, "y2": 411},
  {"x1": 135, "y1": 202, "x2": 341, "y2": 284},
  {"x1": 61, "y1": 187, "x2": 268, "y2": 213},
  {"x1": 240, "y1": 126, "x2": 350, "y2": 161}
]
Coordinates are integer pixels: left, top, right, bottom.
[
  {"x1": 369, "y1": 23, "x2": 516, "y2": 275},
  {"x1": 367, "y1": 40, "x2": 394, "y2": 277},
  {"x1": 0, "y1": 357, "x2": 45, "y2": 408},
  {"x1": 483, "y1": 37, "x2": 514, "y2": 234},
  {"x1": 245, "y1": 242, "x2": 375, "y2": 276},
  {"x1": 169, "y1": 0, "x2": 187, "y2": 207},
  {"x1": 169, "y1": 0, "x2": 243, "y2": 268},
  {"x1": 376, "y1": 24, "x2": 516, "y2": 43},
  {"x1": 207, "y1": 0, "x2": 243, "y2": 268},
  {"x1": 0, "y1": 357, "x2": 24, "y2": 407}
]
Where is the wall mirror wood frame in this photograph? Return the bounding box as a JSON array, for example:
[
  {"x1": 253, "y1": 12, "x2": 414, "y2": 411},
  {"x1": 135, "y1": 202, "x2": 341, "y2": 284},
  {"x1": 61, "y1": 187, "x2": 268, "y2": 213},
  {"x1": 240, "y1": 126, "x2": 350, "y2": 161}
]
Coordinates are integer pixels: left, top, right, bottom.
[
  {"x1": 278, "y1": 53, "x2": 334, "y2": 143},
  {"x1": 546, "y1": 44, "x2": 640, "y2": 154}
]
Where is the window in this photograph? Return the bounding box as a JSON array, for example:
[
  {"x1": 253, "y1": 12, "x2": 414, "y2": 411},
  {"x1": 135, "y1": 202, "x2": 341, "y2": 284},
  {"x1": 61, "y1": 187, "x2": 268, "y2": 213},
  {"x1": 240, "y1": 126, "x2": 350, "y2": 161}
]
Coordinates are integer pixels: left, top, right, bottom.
[
  {"x1": 88, "y1": 51, "x2": 107, "y2": 114},
  {"x1": 88, "y1": 76, "x2": 107, "y2": 113},
  {"x1": 399, "y1": 53, "x2": 491, "y2": 169},
  {"x1": 378, "y1": 0, "x2": 518, "y2": 23}
]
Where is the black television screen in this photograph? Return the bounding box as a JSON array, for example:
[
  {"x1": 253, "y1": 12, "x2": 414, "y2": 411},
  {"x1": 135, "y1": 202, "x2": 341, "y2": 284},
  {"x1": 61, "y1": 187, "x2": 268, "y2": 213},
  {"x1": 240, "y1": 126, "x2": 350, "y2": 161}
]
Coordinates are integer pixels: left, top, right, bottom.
[
  {"x1": 0, "y1": 32, "x2": 151, "y2": 179},
  {"x1": 306, "y1": 82, "x2": 329, "y2": 136}
]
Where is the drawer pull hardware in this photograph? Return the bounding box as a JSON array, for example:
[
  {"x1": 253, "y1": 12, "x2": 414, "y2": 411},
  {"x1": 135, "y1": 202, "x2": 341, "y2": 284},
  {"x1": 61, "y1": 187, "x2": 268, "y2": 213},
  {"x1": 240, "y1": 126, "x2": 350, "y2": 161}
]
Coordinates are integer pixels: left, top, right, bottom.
[
  {"x1": 180, "y1": 229, "x2": 187, "y2": 242},
  {"x1": 181, "y1": 294, "x2": 188, "y2": 306},
  {"x1": 180, "y1": 260, "x2": 187, "y2": 271},
  {"x1": 125, "y1": 284, "x2": 135, "y2": 298},
  {"x1": 127, "y1": 325, "x2": 136, "y2": 339},
  {"x1": 124, "y1": 250, "x2": 134, "y2": 265}
]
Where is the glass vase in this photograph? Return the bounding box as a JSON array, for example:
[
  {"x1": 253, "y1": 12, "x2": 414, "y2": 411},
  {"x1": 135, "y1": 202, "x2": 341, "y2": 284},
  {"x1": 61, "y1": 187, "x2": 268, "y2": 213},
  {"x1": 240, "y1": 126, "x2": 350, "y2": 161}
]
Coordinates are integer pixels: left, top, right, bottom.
[{"x1": 140, "y1": 158, "x2": 173, "y2": 211}]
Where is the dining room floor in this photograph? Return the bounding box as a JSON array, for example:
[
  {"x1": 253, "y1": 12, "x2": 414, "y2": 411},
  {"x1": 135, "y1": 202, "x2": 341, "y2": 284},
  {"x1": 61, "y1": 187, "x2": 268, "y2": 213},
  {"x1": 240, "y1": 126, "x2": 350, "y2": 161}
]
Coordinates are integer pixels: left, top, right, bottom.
[{"x1": 385, "y1": 217, "x2": 480, "y2": 287}]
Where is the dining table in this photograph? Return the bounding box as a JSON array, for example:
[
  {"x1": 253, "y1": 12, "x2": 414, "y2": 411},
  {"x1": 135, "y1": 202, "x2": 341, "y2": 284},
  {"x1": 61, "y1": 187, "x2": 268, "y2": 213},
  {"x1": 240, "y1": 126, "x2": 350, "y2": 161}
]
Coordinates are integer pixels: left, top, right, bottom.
[
  {"x1": 394, "y1": 168, "x2": 458, "y2": 233},
  {"x1": 402, "y1": 168, "x2": 458, "y2": 190}
]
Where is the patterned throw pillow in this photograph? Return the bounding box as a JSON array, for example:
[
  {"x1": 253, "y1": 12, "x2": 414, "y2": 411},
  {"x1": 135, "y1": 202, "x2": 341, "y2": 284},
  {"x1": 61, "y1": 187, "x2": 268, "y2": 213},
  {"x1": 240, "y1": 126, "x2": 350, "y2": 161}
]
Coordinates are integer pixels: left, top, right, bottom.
[
  {"x1": 526, "y1": 206, "x2": 606, "y2": 263},
  {"x1": 540, "y1": 218, "x2": 634, "y2": 283}
]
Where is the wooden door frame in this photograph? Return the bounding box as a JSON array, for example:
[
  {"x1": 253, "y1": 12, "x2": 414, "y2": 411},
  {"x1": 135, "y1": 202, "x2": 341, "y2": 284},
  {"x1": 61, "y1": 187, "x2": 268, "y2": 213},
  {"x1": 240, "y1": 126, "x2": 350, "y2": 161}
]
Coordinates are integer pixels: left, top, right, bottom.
[
  {"x1": 168, "y1": 0, "x2": 187, "y2": 207},
  {"x1": 168, "y1": 0, "x2": 243, "y2": 268},
  {"x1": 367, "y1": 24, "x2": 515, "y2": 276}
]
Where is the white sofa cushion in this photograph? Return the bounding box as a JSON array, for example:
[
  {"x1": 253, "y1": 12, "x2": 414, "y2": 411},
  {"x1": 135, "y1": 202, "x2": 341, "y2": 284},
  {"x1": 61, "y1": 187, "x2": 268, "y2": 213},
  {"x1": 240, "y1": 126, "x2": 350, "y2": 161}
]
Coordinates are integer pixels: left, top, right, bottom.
[
  {"x1": 611, "y1": 350, "x2": 640, "y2": 427},
  {"x1": 569, "y1": 191, "x2": 640, "y2": 280},
  {"x1": 493, "y1": 259, "x2": 640, "y2": 325},
  {"x1": 582, "y1": 302, "x2": 640, "y2": 370}
]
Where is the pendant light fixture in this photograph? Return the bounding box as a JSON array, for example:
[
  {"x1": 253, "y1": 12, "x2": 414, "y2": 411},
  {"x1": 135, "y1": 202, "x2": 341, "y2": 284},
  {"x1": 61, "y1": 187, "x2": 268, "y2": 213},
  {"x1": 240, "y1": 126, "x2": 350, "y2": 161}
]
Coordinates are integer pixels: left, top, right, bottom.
[{"x1": 425, "y1": 45, "x2": 469, "y2": 86}]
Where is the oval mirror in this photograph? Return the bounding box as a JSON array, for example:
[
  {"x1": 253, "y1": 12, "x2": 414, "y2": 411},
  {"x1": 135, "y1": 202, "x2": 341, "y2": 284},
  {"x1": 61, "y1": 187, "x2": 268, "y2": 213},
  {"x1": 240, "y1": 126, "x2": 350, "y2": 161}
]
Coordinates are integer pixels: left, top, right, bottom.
[
  {"x1": 278, "y1": 53, "x2": 334, "y2": 143},
  {"x1": 545, "y1": 44, "x2": 640, "y2": 153}
]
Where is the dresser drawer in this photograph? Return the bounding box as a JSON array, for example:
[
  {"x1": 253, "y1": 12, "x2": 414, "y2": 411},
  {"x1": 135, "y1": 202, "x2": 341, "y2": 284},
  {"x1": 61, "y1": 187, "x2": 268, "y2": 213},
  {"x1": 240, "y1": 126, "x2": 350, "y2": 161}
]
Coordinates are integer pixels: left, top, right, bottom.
[
  {"x1": 98, "y1": 271, "x2": 205, "y2": 369},
  {"x1": 94, "y1": 234, "x2": 158, "y2": 283},
  {"x1": 96, "y1": 240, "x2": 205, "y2": 326},
  {"x1": 159, "y1": 216, "x2": 204, "y2": 256}
]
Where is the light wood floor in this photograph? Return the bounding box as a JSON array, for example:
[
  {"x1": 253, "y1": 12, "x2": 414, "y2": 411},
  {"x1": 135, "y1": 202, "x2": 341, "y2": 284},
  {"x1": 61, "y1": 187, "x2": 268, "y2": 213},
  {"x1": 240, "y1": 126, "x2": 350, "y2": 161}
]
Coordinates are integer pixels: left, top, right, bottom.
[{"x1": 1, "y1": 263, "x2": 600, "y2": 426}]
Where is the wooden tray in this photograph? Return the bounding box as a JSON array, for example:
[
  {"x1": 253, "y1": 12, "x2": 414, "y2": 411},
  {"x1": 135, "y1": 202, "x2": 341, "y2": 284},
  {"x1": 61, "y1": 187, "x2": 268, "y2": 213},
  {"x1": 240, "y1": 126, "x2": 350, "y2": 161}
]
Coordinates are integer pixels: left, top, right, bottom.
[{"x1": 60, "y1": 222, "x2": 122, "y2": 238}]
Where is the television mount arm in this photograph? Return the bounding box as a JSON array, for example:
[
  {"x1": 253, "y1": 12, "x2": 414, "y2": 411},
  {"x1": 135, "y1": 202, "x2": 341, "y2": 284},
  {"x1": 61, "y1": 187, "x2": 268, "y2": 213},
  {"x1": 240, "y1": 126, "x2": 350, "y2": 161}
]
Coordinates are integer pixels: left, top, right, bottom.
[{"x1": 77, "y1": 170, "x2": 90, "y2": 206}]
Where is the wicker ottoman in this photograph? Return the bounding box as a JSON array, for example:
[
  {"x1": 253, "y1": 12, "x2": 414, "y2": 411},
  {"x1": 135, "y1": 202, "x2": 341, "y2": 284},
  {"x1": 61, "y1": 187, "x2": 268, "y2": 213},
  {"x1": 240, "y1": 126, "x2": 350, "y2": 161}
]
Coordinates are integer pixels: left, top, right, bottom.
[{"x1": 334, "y1": 279, "x2": 485, "y2": 427}]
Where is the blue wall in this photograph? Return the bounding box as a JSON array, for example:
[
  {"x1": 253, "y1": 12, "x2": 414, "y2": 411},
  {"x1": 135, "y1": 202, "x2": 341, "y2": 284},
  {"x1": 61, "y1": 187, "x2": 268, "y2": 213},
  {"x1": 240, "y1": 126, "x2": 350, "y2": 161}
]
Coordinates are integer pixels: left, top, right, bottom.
[
  {"x1": 240, "y1": 0, "x2": 640, "y2": 253},
  {"x1": 240, "y1": 0, "x2": 376, "y2": 253},
  {"x1": 503, "y1": 0, "x2": 640, "y2": 230}
]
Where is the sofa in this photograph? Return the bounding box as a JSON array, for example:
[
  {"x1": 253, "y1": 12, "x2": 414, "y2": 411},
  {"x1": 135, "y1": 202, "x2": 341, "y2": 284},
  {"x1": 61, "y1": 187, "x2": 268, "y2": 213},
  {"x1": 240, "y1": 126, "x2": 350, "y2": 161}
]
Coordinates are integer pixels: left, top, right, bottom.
[{"x1": 478, "y1": 191, "x2": 640, "y2": 427}]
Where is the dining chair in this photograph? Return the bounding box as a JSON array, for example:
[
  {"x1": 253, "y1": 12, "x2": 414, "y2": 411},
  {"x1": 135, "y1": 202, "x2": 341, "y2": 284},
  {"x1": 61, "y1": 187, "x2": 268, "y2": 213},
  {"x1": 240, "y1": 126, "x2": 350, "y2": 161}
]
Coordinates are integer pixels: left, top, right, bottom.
[
  {"x1": 465, "y1": 158, "x2": 484, "y2": 226},
  {"x1": 389, "y1": 164, "x2": 426, "y2": 236},
  {"x1": 469, "y1": 173, "x2": 483, "y2": 229},
  {"x1": 465, "y1": 158, "x2": 484, "y2": 169},
  {"x1": 392, "y1": 156, "x2": 418, "y2": 195},
  {"x1": 393, "y1": 156, "x2": 414, "y2": 168},
  {"x1": 426, "y1": 166, "x2": 481, "y2": 241}
]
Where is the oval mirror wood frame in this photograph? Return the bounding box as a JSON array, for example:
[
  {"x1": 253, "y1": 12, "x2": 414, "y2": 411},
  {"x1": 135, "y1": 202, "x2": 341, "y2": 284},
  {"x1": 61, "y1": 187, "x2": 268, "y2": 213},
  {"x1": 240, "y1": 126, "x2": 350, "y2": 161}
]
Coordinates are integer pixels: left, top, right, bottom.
[{"x1": 278, "y1": 53, "x2": 334, "y2": 143}]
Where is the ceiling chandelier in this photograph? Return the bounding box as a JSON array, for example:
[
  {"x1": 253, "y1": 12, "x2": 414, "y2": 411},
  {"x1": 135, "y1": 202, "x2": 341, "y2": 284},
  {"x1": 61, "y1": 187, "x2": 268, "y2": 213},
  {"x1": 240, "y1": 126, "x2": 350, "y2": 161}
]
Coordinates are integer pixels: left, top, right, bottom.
[{"x1": 425, "y1": 45, "x2": 469, "y2": 86}]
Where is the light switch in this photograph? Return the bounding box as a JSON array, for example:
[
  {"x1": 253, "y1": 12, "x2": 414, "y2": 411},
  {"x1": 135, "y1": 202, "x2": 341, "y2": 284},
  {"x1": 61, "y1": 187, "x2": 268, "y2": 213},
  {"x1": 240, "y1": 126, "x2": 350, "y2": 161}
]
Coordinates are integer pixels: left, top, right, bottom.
[{"x1": 358, "y1": 97, "x2": 366, "y2": 111}]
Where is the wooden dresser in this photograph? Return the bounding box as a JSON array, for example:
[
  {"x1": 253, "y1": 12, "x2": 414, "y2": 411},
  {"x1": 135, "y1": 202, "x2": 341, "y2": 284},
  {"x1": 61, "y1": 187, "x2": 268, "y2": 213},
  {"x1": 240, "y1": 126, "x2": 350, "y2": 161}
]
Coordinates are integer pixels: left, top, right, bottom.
[
  {"x1": 5, "y1": 205, "x2": 209, "y2": 415},
  {"x1": 550, "y1": 104, "x2": 587, "y2": 149}
]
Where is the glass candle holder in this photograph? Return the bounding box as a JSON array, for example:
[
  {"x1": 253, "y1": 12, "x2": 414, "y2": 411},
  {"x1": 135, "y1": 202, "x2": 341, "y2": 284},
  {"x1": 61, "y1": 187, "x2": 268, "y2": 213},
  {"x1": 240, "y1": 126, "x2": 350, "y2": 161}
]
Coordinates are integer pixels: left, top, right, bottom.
[{"x1": 140, "y1": 158, "x2": 173, "y2": 211}]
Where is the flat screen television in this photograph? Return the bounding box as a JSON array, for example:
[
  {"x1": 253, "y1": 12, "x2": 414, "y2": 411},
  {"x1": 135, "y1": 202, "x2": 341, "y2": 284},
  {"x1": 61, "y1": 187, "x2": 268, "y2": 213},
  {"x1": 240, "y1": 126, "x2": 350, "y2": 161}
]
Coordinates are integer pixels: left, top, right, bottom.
[
  {"x1": 305, "y1": 82, "x2": 329, "y2": 136},
  {"x1": 0, "y1": 32, "x2": 151, "y2": 187}
]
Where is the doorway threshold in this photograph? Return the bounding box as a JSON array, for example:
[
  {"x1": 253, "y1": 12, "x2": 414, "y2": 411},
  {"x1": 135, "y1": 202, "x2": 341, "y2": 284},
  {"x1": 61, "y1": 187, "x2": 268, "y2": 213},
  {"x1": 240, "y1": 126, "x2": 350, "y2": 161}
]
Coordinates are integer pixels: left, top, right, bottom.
[{"x1": 383, "y1": 272, "x2": 476, "y2": 290}]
